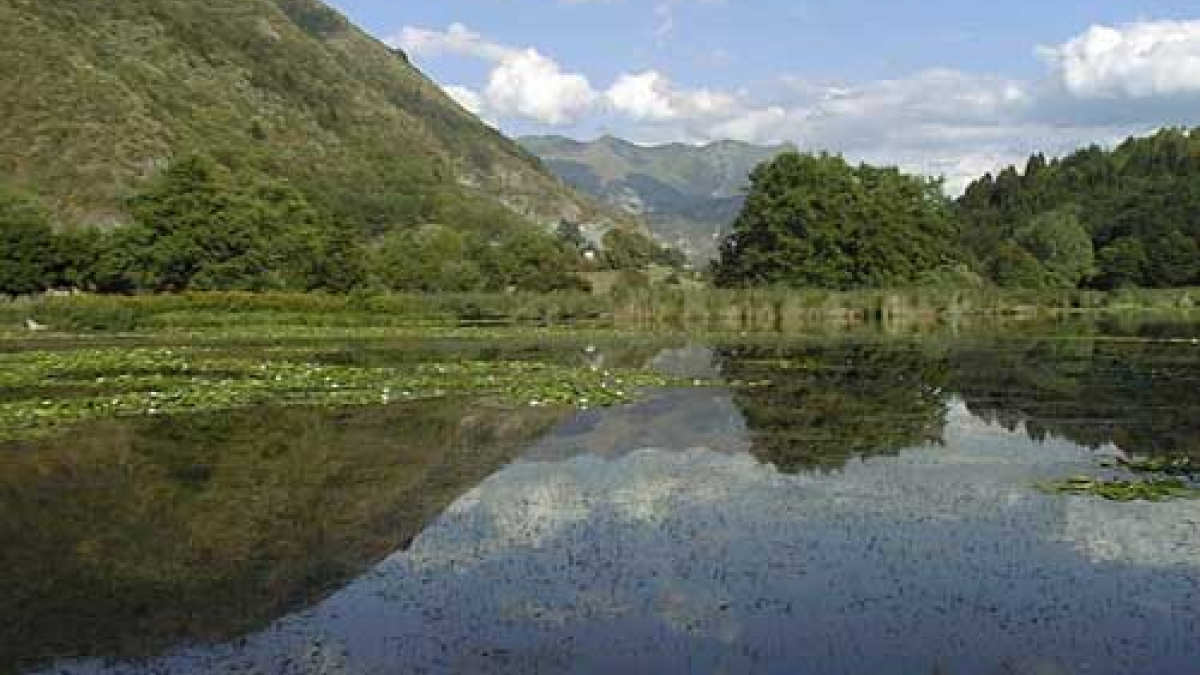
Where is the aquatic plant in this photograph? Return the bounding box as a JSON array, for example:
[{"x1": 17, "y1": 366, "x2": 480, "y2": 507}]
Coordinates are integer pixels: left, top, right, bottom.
[
  {"x1": 1114, "y1": 455, "x2": 1196, "y2": 477},
  {"x1": 1038, "y1": 476, "x2": 1200, "y2": 502},
  {"x1": 0, "y1": 346, "x2": 680, "y2": 442}
]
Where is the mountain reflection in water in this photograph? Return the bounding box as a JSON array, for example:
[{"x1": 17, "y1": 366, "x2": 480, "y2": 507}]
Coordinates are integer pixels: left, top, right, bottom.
[{"x1": 8, "y1": 334, "x2": 1200, "y2": 675}]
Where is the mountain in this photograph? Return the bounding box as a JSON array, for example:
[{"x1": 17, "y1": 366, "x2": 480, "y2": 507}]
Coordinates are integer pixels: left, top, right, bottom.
[
  {"x1": 0, "y1": 0, "x2": 629, "y2": 234},
  {"x1": 520, "y1": 135, "x2": 795, "y2": 261}
]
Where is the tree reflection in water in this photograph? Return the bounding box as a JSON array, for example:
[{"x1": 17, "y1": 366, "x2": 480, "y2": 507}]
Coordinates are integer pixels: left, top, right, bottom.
[{"x1": 0, "y1": 400, "x2": 564, "y2": 672}]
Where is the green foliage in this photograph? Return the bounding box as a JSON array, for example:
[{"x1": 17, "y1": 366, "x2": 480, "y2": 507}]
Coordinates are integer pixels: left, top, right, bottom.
[
  {"x1": 991, "y1": 242, "x2": 1050, "y2": 289},
  {"x1": 0, "y1": 187, "x2": 56, "y2": 295},
  {"x1": 713, "y1": 153, "x2": 961, "y2": 289},
  {"x1": 602, "y1": 228, "x2": 686, "y2": 271},
  {"x1": 0, "y1": 345, "x2": 678, "y2": 441},
  {"x1": 108, "y1": 155, "x2": 365, "y2": 293},
  {"x1": 484, "y1": 230, "x2": 591, "y2": 293},
  {"x1": 370, "y1": 225, "x2": 589, "y2": 294},
  {"x1": 959, "y1": 128, "x2": 1200, "y2": 289},
  {"x1": 1014, "y1": 208, "x2": 1095, "y2": 288},
  {"x1": 372, "y1": 226, "x2": 482, "y2": 293},
  {"x1": 555, "y1": 221, "x2": 588, "y2": 250}
]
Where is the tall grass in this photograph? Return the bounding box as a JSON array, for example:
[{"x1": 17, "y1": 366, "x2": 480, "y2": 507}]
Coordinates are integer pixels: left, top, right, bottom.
[
  {"x1": 0, "y1": 292, "x2": 609, "y2": 332},
  {"x1": 612, "y1": 287, "x2": 1200, "y2": 331},
  {"x1": 1, "y1": 288, "x2": 1196, "y2": 333}
]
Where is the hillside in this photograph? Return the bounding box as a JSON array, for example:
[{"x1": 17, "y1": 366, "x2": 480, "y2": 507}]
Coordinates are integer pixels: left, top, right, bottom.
[
  {"x1": 958, "y1": 128, "x2": 1200, "y2": 289},
  {"x1": 521, "y1": 135, "x2": 794, "y2": 262},
  {"x1": 0, "y1": 0, "x2": 628, "y2": 234}
]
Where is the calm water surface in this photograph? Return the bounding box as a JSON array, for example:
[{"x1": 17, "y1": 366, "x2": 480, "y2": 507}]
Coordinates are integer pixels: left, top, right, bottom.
[{"x1": 4, "y1": 326, "x2": 1200, "y2": 675}]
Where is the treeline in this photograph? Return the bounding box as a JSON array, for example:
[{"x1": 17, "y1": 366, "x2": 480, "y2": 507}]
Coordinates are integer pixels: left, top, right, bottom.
[
  {"x1": 958, "y1": 128, "x2": 1200, "y2": 289},
  {"x1": 715, "y1": 128, "x2": 1200, "y2": 291},
  {"x1": 0, "y1": 156, "x2": 681, "y2": 296}
]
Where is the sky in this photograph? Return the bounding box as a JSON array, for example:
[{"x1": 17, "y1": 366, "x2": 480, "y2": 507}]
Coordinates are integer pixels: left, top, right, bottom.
[{"x1": 328, "y1": 0, "x2": 1200, "y2": 192}]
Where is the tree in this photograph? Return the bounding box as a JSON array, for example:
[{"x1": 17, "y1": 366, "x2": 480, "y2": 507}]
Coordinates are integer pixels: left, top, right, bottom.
[
  {"x1": 555, "y1": 221, "x2": 588, "y2": 250},
  {"x1": 714, "y1": 153, "x2": 961, "y2": 289},
  {"x1": 0, "y1": 188, "x2": 56, "y2": 295},
  {"x1": 1095, "y1": 238, "x2": 1148, "y2": 289},
  {"x1": 957, "y1": 128, "x2": 1200, "y2": 289},
  {"x1": 1015, "y1": 208, "x2": 1095, "y2": 288},
  {"x1": 372, "y1": 226, "x2": 483, "y2": 292},
  {"x1": 127, "y1": 155, "x2": 363, "y2": 292},
  {"x1": 483, "y1": 230, "x2": 589, "y2": 292},
  {"x1": 50, "y1": 226, "x2": 106, "y2": 290},
  {"x1": 991, "y1": 242, "x2": 1049, "y2": 289},
  {"x1": 601, "y1": 229, "x2": 685, "y2": 271}
]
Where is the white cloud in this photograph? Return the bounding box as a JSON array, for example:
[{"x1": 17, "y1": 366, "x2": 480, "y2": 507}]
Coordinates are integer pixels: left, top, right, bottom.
[
  {"x1": 1042, "y1": 20, "x2": 1200, "y2": 100},
  {"x1": 392, "y1": 23, "x2": 597, "y2": 126},
  {"x1": 484, "y1": 49, "x2": 598, "y2": 125},
  {"x1": 392, "y1": 23, "x2": 512, "y2": 61},
  {"x1": 395, "y1": 19, "x2": 1200, "y2": 193},
  {"x1": 605, "y1": 71, "x2": 740, "y2": 122}
]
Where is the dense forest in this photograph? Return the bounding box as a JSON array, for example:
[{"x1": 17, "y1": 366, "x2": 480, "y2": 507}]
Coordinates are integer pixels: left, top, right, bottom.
[
  {"x1": 0, "y1": 157, "x2": 681, "y2": 296},
  {"x1": 958, "y1": 128, "x2": 1200, "y2": 290},
  {"x1": 715, "y1": 128, "x2": 1200, "y2": 290}
]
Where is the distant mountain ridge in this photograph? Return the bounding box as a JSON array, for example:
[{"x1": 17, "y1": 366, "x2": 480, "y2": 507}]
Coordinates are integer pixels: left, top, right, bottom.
[
  {"x1": 521, "y1": 135, "x2": 795, "y2": 261},
  {"x1": 0, "y1": 0, "x2": 632, "y2": 234}
]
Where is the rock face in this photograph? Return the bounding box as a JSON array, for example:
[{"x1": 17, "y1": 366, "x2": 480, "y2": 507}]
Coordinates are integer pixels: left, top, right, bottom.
[
  {"x1": 0, "y1": 0, "x2": 633, "y2": 233},
  {"x1": 521, "y1": 135, "x2": 795, "y2": 261}
]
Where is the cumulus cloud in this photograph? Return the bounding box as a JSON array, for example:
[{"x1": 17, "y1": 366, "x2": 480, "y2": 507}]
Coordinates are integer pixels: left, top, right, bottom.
[
  {"x1": 1042, "y1": 20, "x2": 1200, "y2": 100},
  {"x1": 605, "y1": 71, "x2": 740, "y2": 122},
  {"x1": 391, "y1": 23, "x2": 597, "y2": 125},
  {"x1": 484, "y1": 50, "x2": 597, "y2": 125}
]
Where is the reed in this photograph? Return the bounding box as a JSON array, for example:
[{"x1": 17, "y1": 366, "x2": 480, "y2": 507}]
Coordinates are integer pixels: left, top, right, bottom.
[{"x1": 1, "y1": 287, "x2": 1196, "y2": 333}]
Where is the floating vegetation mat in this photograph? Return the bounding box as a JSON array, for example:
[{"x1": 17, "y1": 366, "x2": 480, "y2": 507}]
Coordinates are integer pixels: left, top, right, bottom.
[
  {"x1": 1113, "y1": 455, "x2": 1196, "y2": 477},
  {"x1": 0, "y1": 347, "x2": 683, "y2": 442},
  {"x1": 1039, "y1": 476, "x2": 1200, "y2": 502}
]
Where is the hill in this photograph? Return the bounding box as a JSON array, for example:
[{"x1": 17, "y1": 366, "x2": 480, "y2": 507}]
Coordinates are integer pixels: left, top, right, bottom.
[
  {"x1": 0, "y1": 0, "x2": 628, "y2": 234},
  {"x1": 521, "y1": 135, "x2": 793, "y2": 262}
]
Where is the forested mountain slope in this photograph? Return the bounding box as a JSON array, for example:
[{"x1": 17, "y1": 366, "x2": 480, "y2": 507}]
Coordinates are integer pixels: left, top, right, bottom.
[{"x1": 0, "y1": 0, "x2": 627, "y2": 233}]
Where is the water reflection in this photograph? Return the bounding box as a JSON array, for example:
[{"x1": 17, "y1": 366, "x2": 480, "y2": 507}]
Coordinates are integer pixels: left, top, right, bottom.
[
  {"x1": 0, "y1": 400, "x2": 564, "y2": 672},
  {"x1": 36, "y1": 402, "x2": 1200, "y2": 675},
  {"x1": 719, "y1": 343, "x2": 950, "y2": 472},
  {"x1": 8, "y1": 332, "x2": 1200, "y2": 675},
  {"x1": 950, "y1": 337, "x2": 1200, "y2": 460}
]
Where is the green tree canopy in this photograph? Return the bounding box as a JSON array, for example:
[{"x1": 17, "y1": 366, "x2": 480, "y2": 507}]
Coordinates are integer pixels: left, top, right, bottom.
[
  {"x1": 0, "y1": 188, "x2": 56, "y2": 295},
  {"x1": 713, "y1": 153, "x2": 961, "y2": 289},
  {"x1": 1013, "y1": 207, "x2": 1096, "y2": 288},
  {"x1": 958, "y1": 127, "x2": 1200, "y2": 289},
  {"x1": 602, "y1": 229, "x2": 685, "y2": 271},
  {"x1": 122, "y1": 156, "x2": 363, "y2": 292}
]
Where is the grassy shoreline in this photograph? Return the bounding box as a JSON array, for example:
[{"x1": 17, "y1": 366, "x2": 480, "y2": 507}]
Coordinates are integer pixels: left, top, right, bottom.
[{"x1": 1, "y1": 288, "x2": 1197, "y2": 334}]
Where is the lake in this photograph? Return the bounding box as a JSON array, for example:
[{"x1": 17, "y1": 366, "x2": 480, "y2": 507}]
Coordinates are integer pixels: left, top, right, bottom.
[{"x1": 3, "y1": 320, "x2": 1199, "y2": 675}]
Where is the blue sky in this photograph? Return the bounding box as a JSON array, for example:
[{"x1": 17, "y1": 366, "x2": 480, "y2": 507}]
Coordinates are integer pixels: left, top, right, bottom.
[{"x1": 327, "y1": 0, "x2": 1200, "y2": 190}]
